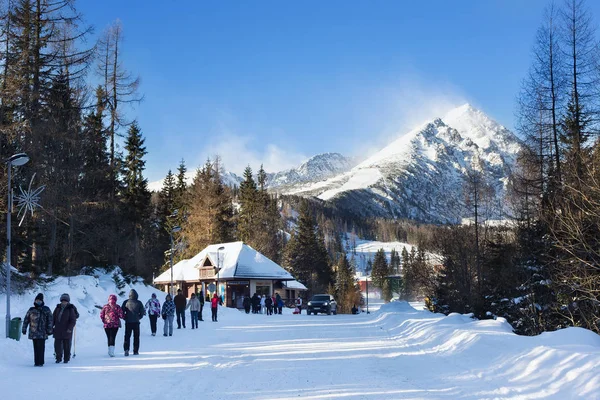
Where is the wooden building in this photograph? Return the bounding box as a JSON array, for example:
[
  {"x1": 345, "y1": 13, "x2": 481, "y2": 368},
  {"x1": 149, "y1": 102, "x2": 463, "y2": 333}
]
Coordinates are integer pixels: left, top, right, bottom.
[{"x1": 154, "y1": 241, "x2": 306, "y2": 308}]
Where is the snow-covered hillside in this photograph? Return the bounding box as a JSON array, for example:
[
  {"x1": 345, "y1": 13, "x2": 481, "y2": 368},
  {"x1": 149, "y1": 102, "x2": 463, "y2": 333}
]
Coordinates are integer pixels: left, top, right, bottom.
[
  {"x1": 286, "y1": 104, "x2": 522, "y2": 223},
  {"x1": 345, "y1": 235, "x2": 414, "y2": 273},
  {"x1": 1, "y1": 274, "x2": 598, "y2": 399}
]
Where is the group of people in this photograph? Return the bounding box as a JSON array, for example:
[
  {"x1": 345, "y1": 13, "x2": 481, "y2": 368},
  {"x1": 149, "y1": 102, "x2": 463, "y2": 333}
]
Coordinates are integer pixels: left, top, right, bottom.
[
  {"x1": 243, "y1": 293, "x2": 286, "y2": 315},
  {"x1": 22, "y1": 292, "x2": 79, "y2": 367},
  {"x1": 22, "y1": 288, "x2": 224, "y2": 366},
  {"x1": 99, "y1": 288, "x2": 223, "y2": 357}
]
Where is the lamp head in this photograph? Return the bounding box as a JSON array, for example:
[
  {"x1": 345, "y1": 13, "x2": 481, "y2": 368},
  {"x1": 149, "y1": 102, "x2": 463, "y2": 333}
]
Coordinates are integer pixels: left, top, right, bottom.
[{"x1": 6, "y1": 153, "x2": 29, "y2": 166}]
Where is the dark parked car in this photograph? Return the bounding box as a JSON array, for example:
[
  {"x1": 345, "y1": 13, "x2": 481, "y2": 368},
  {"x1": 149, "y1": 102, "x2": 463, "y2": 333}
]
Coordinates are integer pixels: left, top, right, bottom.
[{"x1": 307, "y1": 294, "x2": 337, "y2": 315}]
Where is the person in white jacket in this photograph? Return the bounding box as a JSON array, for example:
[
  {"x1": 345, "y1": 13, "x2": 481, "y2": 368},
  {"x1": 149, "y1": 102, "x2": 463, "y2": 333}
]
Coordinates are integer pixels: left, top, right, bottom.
[
  {"x1": 295, "y1": 296, "x2": 303, "y2": 315},
  {"x1": 260, "y1": 295, "x2": 266, "y2": 314},
  {"x1": 186, "y1": 293, "x2": 201, "y2": 329}
]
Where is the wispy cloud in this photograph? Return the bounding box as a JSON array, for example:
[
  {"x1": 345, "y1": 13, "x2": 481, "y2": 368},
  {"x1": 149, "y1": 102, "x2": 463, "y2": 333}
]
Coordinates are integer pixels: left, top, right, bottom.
[
  {"x1": 348, "y1": 73, "x2": 468, "y2": 161},
  {"x1": 200, "y1": 133, "x2": 307, "y2": 175}
]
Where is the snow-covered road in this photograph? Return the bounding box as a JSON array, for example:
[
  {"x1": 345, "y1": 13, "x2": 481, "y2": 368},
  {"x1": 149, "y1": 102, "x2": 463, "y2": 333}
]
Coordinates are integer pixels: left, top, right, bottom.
[
  {"x1": 2, "y1": 272, "x2": 599, "y2": 400},
  {"x1": 3, "y1": 301, "x2": 600, "y2": 399}
]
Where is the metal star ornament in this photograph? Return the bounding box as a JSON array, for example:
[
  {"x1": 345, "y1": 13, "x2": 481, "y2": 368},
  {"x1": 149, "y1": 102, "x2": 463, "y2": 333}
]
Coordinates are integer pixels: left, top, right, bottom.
[{"x1": 14, "y1": 173, "x2": 45, "y2": 226}]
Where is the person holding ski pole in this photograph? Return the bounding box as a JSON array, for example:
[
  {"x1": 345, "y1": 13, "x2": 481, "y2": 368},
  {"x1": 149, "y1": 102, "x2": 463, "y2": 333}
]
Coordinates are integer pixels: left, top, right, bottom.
[{"x1": 52, "y1": 293, "x2": 77, "y2": 364}]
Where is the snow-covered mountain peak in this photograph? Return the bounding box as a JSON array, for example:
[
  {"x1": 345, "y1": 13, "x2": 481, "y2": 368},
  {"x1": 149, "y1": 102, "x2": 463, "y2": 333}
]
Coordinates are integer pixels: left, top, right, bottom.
[
  {"x1": 283, "y1": 105, "x2": 522, "y2": 223},
  {"x1": 267, "y1": 152, "x2": 356, "y2": 189},
  {"x1": 442, "y1": 104, "x2": 519, "y2": 153}
]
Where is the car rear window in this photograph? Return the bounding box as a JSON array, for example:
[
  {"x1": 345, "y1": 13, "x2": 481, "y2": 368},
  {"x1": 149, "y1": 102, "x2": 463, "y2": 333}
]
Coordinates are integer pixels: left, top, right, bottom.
[{"x1": 313, "y1": 295, "x2": 330, "y2": 301}]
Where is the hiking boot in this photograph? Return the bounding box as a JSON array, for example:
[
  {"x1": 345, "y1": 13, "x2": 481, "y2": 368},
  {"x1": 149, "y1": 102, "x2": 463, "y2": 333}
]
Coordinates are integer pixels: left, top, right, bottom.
[{"x1": 124, "y1": 350, "x2": 129, "y2": 357}]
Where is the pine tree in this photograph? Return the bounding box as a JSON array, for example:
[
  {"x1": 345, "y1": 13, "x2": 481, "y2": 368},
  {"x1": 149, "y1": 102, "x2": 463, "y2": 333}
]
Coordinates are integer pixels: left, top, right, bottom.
[
  {"x1": 121, "y1": 121, "x2": 152, "y2": 275},
  {"x1": 283, "y1": 201, "x2": 332, "y2": 294},
  {"x1": 371, "y1": 248, "x2": 391, "y2": 301},
  {"x1": 334, "y1": 254, "x2": 361, "y2": 314},
  {"x1": 182, "y1": 158, "x2": 234, "y2": 258}
]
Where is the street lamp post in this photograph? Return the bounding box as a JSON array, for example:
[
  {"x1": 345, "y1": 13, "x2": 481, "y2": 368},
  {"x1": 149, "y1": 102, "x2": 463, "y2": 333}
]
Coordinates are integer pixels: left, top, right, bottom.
[
  {"x1": 366, "y1": 277, "x2": 370, "y2": 314},
  {"x1": 5, "y1": 153, "x2": 29, "y2": 338},
  {"x1": 216, "y1": 246, "x2": 225, "y2": 300},
  {"x1": 169, "y1": 225, "x2": 181, "y2": 297}
]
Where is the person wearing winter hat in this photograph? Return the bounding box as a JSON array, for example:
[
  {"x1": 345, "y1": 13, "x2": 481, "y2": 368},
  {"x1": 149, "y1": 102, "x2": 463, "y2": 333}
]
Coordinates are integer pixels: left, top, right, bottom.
[
  {"x1": 22, "y1": 293, "x2": 53, "y2": 366},
  {"x1": 100, "y1": 294, "x2": 124, "y2": 357},
  {"x1": 161, "y1": 294, "x2": 176, "y2": 336},
  {"x1": 144, "y1": 293, "x2": 161, "y2": 336},
  {"x1": 121, "y1": 289, "x2": 145, "y2": 356},
  {"x1": 52, "y1": 293, "x2": 77, "y2": 363}
]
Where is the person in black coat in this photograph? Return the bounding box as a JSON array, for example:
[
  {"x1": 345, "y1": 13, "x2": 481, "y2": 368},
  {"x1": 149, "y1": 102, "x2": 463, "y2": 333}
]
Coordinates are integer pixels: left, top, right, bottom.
[
  {"x1": 52, "y1": 293, "x2": 77, "y2": 363},
  {"x1": 121, "y1": 289, "x2": 145, "y2": 356},
  {"x1": 174, "y1": 289, "x2": 187, "y2": 329},
  {"x1": 243, "y1": 296, "x2": 251, "y2": 314},
  {"x1": 252, "y1": 293, "x2": 261, "y2": 314},
  {"x1": 265, "y1": 296, "x2": 273, "y2": 315},
  {"x1": 22, "y1": 293, "x2": 53, "y2": 367},
  {"x1": 198, "y1": 290, "x2": 205, "y2": 321}
]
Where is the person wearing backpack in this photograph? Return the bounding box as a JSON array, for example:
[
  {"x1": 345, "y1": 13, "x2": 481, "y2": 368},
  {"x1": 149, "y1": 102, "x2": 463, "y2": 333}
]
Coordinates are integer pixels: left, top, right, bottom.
[
  {"x1": 121, "y1": 289, "x2": 145, "y2": 356},
  {"x1": 52, "y1": 293, "x2": 77, "y2": 364},
  {"x1": 100, "y1": 294, "x2": 125, "y2": 357},
  {"x1": 144, "y1": 293, "x2": 161, "y2": 336},
  {"x1": 22, "y1": 293, "x2": 53, "y2": 367},
  {"x1": 265, "y1": 295, "x2": 273, "y2": 315}
]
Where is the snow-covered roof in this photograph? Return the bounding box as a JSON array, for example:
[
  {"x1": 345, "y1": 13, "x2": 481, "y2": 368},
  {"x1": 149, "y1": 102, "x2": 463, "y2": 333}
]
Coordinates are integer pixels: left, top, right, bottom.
[
  {"x1": 283, "y1": 280, "x2": 308, "y2": 290},
  {"x1": 154, "y1": 259, "x2": 199, "y2": 283},
  {"x1": 154, "y1": 242, "x2": 294, "y2": 283}
]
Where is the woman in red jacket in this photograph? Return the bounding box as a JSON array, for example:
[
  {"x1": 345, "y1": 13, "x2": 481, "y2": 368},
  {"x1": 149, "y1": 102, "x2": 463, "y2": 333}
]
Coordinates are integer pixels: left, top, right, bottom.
[{"x1": 211, "y1": 293, "x2": 219, "y2": 322}]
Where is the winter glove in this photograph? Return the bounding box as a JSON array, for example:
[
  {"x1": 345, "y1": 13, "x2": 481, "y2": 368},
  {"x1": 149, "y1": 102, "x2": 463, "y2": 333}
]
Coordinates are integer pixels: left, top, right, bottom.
[
  {"x1": 162, "y1": 314, "x2": 166, "y2": 320},
  {"x1": 21, "y1": 329, "x2": 26, "y2": 335}
]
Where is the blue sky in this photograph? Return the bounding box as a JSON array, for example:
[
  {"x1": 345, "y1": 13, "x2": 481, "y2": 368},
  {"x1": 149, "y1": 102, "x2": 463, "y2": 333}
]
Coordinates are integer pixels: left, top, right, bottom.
[{"x1": 78, "y1": 1, "x2": 600, "y2": 181}]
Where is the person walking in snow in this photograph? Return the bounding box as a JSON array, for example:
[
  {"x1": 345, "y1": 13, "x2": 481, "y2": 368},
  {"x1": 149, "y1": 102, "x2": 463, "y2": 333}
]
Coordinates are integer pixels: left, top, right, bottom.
[
  {"x1": 198, "y1": 290, "x2": 205, "y2": 321},
  {"x1": 265, "y1": 295, "x2": 273, "y2": 315},
  {"x1": 271, "y1": 294, "x2": 277, "y2": 314},
  {"x1": 211, "y1": 293, "x2": 219, "y2": 322},
  {"x1": 295, "y1": 295, "x2": 303, "y2": 315},
  {"x1": 275, "y1": 293, "x2": 283, "y2": 315},
  {"x1": 260, "y1": 295, "x2": 266, "y2": 314},
  {"x1": 121, "y1": 289, "x2": 145, "y2": 356},
  {"x1": 22, "y1": 293, "x2": 53, "y2": 367},
  {"x1": 186, "y1": 293, "x2": 201, "y2": 329},
  {"x1": 243, "y1": 295, "x2": 251, "y2": 314},
  {"x1": 52, "y1": 293, "x2": 77, "y2": 363},
  {"x1": 145, "y1": 293, "x2": 161, "y2": 336},
  {"x1": 174, "y1": 288, "x2": 187, "y2": 329},
  {"x1": 252, "y1": 293, "x2": 260, "y2": 314},
  {"x1": 100, "y1": 294, "x2": 125, "y2": 357},
  {"x1": 161, "y1": 294, "x2": 176, "y2": 336}
]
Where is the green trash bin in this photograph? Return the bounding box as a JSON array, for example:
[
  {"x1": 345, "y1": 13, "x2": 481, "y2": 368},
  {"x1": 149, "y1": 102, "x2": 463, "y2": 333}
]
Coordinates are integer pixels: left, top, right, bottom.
[{"x1": 9, "y1": 317, "x2": 22, "y2": 341}]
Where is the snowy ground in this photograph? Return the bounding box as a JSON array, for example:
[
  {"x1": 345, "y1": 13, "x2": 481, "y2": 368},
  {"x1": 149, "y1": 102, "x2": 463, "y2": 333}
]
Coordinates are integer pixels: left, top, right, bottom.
[{"x1": 1, "y1": 272, "x2": 600, "y2": 399}]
